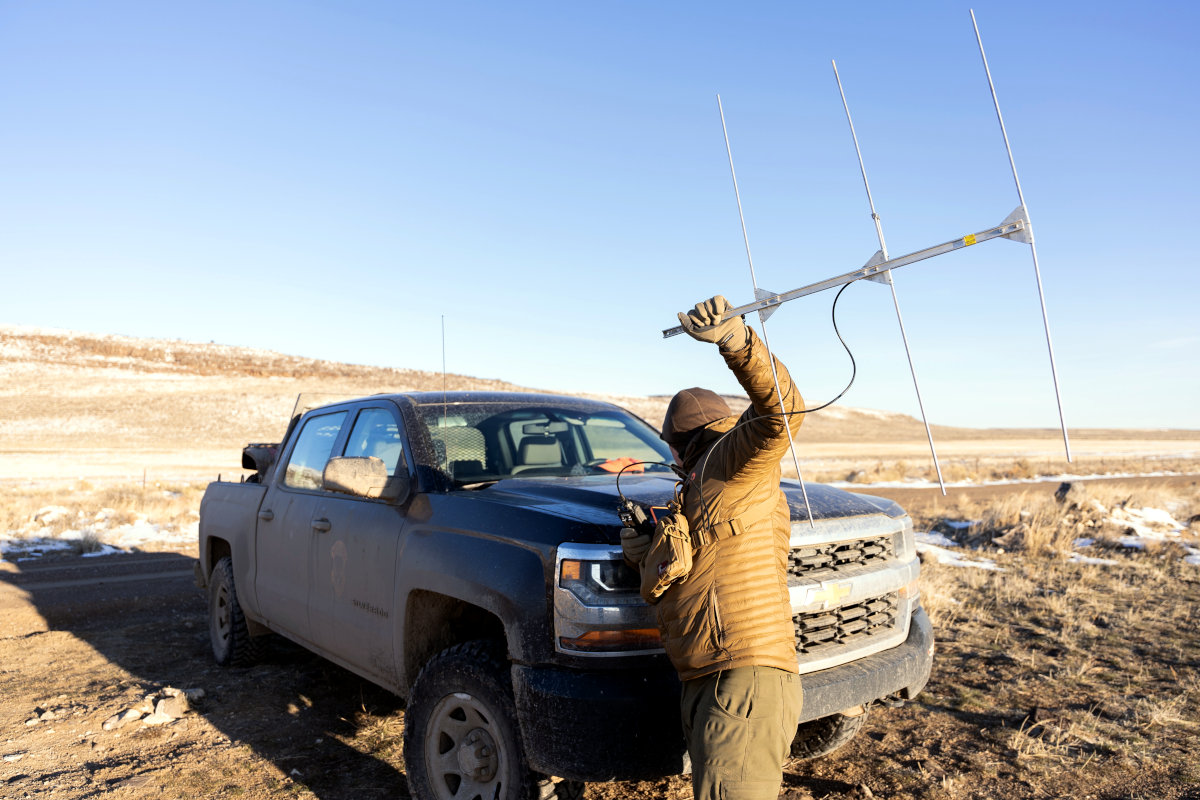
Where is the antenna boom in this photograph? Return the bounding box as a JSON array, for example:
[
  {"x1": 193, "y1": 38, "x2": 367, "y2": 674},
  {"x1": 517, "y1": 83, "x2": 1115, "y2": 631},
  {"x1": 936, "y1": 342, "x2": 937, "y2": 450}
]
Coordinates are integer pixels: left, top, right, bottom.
[{"x1": 662, "y1": 217, "x2": 1026, "y2": 338}]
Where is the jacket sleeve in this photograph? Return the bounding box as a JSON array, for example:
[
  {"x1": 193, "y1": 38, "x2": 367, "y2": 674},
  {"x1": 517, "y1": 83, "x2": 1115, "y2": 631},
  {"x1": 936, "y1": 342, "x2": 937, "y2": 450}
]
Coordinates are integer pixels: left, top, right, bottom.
[{"x1": 711, "y1": 327, "x2": 804, "y2": 481}]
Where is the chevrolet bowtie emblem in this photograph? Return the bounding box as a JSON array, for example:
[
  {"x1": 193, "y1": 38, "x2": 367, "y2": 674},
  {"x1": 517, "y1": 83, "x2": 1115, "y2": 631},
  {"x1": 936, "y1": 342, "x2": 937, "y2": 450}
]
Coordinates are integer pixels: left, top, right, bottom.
[{"x1": 807, "y1": 581, "x2": 852, "y2": 609}]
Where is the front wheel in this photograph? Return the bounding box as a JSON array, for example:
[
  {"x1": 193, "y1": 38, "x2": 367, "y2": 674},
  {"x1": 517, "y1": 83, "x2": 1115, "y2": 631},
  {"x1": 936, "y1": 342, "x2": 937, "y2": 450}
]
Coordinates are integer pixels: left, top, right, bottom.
[
  {"x1": 403, "y1": 641, "x2": 582, "y2": 800},
  {"x1": 790, "y1": 709, "x2": 869, "y2": 760}
]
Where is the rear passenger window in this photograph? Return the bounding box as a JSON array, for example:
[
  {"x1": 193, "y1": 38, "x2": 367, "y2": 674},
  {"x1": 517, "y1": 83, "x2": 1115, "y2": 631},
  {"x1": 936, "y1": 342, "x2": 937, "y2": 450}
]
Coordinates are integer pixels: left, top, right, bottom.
[
  {"x1": 344, "y1": 408, "x2": 405, "y2": 477},
  {"x1": 284, "y1": 411, "x2": 348, "y2": 489}
]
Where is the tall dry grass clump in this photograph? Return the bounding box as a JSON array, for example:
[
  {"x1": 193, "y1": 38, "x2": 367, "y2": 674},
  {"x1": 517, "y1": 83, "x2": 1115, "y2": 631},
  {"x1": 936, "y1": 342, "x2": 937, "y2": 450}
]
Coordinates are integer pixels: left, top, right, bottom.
[{"x1": 973, "y1": 491, "x2": 1076, "y2": 556}]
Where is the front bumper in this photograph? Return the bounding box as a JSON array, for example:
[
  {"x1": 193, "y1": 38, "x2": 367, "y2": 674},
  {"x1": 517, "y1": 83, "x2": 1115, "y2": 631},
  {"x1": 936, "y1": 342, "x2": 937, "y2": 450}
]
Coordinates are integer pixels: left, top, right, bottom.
[
  {"x1": 512, "y1": 606, "x2": 934, "y2": 782},
  {"x1": 798, "y1": 604, "x2": 933, "y2": 722},
  {"x1": 513, "y1": 659, "x2": 686, "y2": 782}
]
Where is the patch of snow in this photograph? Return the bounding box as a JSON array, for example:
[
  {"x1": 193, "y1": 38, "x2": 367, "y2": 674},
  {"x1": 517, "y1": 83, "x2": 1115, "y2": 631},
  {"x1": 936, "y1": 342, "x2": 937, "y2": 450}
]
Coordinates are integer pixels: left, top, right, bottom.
[
  {"x1": 916, "y1": 531, "x2": 959, "y2": 548},
  {"x1": 1068, "y1": 552, "x2": 1120, "y2": 566},
  {"x1": 2, "y1": 537, "x2": 75, "y2": 561},
  {"x1": 82, "y1": 544, "x2": 124, "y2": 558},
  {"x1": 1108, "y1": 506, "x2": 1183, "y2": 539},
  {"x1": 914, "y1": 533, "x2": 1004, "y2": 571},
  {"x1": 33, "y1": 506, "x2": 72, "y2": 525},
  {"x1": 1074, "y1": 537, "x2": 1096, "y2": 549},
  {"x1": 944, "y1": 520, "x2": 977, "y2": 531}
]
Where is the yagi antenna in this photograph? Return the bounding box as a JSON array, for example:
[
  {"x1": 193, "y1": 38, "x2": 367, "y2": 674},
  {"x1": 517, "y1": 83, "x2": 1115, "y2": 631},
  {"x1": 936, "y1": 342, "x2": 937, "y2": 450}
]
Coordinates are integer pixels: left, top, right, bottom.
[{"x1": 664, "y1": 10, "x2": 1073, "y2": 469}]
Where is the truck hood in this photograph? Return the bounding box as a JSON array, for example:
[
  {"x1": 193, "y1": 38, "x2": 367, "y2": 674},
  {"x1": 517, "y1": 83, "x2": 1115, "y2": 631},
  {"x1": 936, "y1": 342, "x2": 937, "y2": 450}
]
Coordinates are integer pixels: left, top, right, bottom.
[{"x1": 460, "y1": 475, "x2": 906, "y2": 543}]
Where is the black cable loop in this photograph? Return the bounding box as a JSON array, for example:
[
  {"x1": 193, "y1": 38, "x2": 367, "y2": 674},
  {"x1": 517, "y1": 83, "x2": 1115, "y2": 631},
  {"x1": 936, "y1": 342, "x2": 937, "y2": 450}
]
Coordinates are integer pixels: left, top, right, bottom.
[{"x1": 615, "y1": 460, "x2": 683, "y2": 504}]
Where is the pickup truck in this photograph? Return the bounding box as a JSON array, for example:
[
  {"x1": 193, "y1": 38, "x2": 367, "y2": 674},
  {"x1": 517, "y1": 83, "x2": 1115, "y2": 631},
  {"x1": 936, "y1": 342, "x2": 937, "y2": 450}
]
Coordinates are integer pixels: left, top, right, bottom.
[{"x1": 196, "y1": 391, "x2": 933, "y2": 800}]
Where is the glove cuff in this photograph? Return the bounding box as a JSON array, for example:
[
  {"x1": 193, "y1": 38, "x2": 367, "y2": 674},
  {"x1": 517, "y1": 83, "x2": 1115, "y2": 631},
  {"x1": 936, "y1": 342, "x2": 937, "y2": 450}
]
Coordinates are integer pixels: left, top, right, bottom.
[{"x1": 716, "y1": 324, "x2": 751, "y2": 353}]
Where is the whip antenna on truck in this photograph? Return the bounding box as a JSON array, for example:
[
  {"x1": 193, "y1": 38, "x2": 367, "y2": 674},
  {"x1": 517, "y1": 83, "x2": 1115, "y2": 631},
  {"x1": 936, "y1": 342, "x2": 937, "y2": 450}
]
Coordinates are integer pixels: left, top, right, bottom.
[{"x1": 665, "y1": 10, "x2": 1072, "y2": 469}]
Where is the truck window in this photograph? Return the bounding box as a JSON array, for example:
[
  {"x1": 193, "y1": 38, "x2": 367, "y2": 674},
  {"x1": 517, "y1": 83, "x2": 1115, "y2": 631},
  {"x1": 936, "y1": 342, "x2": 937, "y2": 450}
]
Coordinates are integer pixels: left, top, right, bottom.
[
  {"x1": 343, "y1": 408, "x2": 405, "y2": 476},
  {"x1": 284, "y1": 411, "x2": 348, "y2": 490},
  {"x1": 414, "y1": 402, "x2": 673, "y2": 483},
  {"x1": 582, "y1": 416, "x2": 667, "y2": 462}
]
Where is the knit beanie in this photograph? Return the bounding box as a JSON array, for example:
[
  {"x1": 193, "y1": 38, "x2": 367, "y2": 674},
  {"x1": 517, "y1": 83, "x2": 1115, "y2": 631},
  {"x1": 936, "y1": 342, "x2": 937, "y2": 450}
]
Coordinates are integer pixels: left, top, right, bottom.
[{"x1": 661, "y1": 387, "x2": 732, "y2": 447}]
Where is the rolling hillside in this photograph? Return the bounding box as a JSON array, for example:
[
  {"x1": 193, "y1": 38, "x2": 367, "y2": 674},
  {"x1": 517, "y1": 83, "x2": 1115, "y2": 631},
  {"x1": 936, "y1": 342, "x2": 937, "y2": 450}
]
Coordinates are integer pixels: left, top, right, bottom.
[{"x1": 2, "y1": 325, "x2": 1195, "y2": 483}]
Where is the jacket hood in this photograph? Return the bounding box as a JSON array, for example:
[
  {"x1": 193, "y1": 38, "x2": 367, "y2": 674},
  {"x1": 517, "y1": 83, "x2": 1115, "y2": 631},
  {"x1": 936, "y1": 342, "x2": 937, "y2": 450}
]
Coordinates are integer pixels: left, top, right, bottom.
[
  {"x1": 662, "y1": 388, "x2": 732, "y2": 447},
  {"x1": 678, "y1": 415, "x2": 737, "y2": 473}
]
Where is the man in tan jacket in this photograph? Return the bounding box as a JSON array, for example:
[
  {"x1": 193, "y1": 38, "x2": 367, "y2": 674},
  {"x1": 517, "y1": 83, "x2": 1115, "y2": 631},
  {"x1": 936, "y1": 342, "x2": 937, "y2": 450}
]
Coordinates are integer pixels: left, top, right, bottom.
[{"x1": 624, "y1": 295, "x2": 804, "y2": 800}]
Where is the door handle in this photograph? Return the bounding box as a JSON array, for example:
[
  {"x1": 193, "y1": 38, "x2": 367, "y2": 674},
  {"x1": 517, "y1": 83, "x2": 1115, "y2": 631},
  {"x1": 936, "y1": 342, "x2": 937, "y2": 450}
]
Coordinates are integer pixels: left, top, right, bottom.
[
  {"x1": 312, "y1": 518, "x2": 332, "y2": 533},
  {"x1": 258, "y1": 509, "x2": 274, "y2": 522}
]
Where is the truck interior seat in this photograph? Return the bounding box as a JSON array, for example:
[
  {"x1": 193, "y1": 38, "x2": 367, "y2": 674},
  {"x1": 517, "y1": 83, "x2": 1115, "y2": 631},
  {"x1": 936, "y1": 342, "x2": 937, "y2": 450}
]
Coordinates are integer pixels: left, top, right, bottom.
[
  {"x1": 430, "y1": 426, "x2": 487, "y2": 478},
  {"x1": 512, "y1": 437, "x2": 562, "y2": 473}
]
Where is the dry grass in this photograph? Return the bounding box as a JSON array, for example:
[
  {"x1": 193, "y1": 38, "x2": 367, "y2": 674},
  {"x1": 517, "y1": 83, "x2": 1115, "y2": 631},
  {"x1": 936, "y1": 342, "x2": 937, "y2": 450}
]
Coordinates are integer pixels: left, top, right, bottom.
[
  {"x1": 910, "y1": 535, "x2": 1200, "y2": 796},
  {"x1": 894, "y1": 478, "x2": 1200, "y2": 797},
  {"x1": 909, "y1": 481, "x2": 1200, "y2": 561},
  {"x1": 0, "y1": 481, "x2": 205, "y2": 556}
]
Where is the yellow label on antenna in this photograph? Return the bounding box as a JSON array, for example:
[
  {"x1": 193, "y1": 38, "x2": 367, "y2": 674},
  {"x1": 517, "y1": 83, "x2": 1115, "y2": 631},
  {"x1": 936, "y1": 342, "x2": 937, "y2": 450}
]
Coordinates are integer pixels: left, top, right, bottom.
[{"x1": 963, "y1": 233, "x2": 977, "y2": 246}]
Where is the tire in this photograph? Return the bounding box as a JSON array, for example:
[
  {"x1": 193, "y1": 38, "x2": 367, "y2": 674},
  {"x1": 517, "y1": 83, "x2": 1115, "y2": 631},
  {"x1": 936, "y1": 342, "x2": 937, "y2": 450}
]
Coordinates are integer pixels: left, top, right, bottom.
[
  {"x1": 404, "y1": 641, "x2": 581, "y2": 800},
  {"x1": 790, "y1": 709, "x2": 869, "y2": 760},
  {"x1": 208, "y1": 556, "x2": 260, "y2": 667}
]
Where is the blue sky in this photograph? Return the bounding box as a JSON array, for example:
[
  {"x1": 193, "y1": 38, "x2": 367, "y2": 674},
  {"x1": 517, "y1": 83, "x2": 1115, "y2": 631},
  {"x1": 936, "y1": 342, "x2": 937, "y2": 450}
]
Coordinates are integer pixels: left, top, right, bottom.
[{"x1": 1, "y1": 1, "x2": 1196, "y2": 430}]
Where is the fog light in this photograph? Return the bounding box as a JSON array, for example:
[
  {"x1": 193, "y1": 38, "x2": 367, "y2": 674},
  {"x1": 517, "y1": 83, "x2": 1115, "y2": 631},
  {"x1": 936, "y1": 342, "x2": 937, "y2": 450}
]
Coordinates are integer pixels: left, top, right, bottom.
[{"x1": 559, "y1": 628, "x2": 662, "y2": 652}]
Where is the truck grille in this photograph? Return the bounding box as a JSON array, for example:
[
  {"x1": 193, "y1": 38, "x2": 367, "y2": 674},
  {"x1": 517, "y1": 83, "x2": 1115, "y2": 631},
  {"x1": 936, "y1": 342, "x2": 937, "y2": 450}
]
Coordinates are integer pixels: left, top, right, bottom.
[
  {"x1": 789, "y1": 534, "x2": 894, "y2": 580},
  {"x1": 793, "y1": 593, "x2": 898, "y2": 655}
]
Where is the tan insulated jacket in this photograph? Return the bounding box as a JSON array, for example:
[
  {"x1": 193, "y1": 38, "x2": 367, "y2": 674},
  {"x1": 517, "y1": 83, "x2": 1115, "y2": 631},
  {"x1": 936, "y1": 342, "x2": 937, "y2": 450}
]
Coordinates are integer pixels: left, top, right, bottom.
[{"x1": 656, "y1": 327, "x2": 804, "y2": 681}]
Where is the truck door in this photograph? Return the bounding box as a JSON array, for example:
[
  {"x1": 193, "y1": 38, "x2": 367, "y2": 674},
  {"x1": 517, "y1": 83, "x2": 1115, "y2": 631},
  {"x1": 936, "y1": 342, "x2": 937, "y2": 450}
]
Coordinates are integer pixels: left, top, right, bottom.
[
  {"x1": 255, "y1": 409, "x2": 350, "y2": 643},
  {"x1": 307, "y1": 406, "x2": 407, "y2": 686}
]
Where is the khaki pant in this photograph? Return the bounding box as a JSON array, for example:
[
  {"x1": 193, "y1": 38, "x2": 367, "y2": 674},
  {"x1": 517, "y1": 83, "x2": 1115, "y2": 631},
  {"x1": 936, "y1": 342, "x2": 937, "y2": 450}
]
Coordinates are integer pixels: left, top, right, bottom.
[{"x1": 680, "y1": 666, "x2": 803, "y2": 800}]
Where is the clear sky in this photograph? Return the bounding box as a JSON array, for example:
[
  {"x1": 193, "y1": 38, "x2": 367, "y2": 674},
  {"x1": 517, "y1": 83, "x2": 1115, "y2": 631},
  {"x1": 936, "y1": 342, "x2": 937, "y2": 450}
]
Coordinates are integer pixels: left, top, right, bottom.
[{"x1": 1, "y1": 1, "x2": 1196, "y2": 430}]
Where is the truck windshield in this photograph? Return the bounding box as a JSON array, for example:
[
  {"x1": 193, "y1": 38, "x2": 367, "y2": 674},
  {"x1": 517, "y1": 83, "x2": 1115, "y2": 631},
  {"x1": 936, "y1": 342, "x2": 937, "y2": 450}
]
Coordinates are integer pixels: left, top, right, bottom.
[{"x1": 413, "y1": 401, "x2": 674, "y2": 485}]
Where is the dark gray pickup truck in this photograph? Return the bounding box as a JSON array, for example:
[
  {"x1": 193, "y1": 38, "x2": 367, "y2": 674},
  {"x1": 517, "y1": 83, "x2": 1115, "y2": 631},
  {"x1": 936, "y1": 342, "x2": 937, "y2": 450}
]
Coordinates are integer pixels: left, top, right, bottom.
[{"x1": 196, "y1": 391, "x2": 933, "y2": 800}]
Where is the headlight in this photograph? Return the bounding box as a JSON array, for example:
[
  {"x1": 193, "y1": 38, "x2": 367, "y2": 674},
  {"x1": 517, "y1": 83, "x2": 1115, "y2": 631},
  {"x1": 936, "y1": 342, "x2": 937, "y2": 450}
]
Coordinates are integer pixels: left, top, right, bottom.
[
  {"x1": 554, "y1": 544, "x2": 662, "y2": 655},
  {"x1": 559, "y1": 558, "x2": 641, "y2": 606}
]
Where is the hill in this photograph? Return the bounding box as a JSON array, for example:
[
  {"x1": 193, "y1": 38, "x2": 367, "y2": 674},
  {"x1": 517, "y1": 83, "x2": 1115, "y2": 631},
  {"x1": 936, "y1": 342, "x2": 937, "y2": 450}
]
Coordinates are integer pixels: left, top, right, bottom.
[{"x1": 2, "y1": 325, "x2": 1196, "y2": 483}]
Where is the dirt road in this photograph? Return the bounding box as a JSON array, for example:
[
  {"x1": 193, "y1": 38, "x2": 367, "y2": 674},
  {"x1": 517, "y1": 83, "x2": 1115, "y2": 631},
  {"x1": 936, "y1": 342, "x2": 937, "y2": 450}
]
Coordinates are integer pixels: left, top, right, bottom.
[{"x1": 1, "y1": 550, "x2": 416, "y2": 799}]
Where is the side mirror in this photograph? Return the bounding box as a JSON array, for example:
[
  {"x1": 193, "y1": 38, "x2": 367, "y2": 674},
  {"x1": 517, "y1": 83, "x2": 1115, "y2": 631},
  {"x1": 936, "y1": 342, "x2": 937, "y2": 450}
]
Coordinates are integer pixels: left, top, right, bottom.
[
  {"x1": 323, "y1": 457, "x2": 407, "y2": 500},
  {"x1": 323, "y1": 457, "x2": 412, "y2": 502}
]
